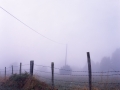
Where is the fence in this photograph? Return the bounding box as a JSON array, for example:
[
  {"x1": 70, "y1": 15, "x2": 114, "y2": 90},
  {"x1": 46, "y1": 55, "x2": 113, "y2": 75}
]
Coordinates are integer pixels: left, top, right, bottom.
[{"x1": 0, "y1": 52, "x2": 120, "y2": 90}]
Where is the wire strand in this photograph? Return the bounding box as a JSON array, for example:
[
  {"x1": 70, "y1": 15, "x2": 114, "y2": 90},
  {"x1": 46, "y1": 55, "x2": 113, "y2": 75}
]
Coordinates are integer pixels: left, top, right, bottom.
[{"x1": 0, "y1": 6, "x2": 63, "y2": 44}]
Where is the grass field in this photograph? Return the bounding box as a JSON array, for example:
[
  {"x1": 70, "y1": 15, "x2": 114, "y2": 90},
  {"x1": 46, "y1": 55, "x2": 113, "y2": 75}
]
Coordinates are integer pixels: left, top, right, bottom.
[
  {"x1": 34, "y1": 73, "x2": 120, "y2": 90},
  {"x1": 0, "y1": 72, "x2": 120, "y2": 90}
]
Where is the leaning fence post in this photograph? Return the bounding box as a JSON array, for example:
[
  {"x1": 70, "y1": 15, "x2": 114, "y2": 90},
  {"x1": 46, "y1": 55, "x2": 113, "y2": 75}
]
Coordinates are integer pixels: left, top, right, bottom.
[
  {"x1": 5, "y1": 67, "x2": 6, "y2": 79},
  {"x1": 20, "y1": 63, "x2": 22, "y2": 75},
  {"x1": 87, "y1": 52, "x2": 92, "y2": 90},
  {"x1": 30, "y1": 60, "x2": 34, "y2": 76},
  {"x1": 12, "y1": 65, "x2": 13, "y2": 75},
  {"x1": 51, "y1": 62, "x2": 54, "y2": 89}
]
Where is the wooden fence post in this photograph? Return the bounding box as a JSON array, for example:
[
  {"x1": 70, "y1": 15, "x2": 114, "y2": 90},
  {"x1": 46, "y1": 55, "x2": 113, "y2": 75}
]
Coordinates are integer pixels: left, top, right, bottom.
[
  {"x1": 5, "y1": 67, "x2": 6, "y2": 79},
  {"x1": 87, "y1": 52, "x2": 92, "y2": 90},
  {"x1": 51, "y1": 62, "x2": 54, "y2": 89},
  {"x1": 20, "y1": 63, "x2": 22, "y2": 75},
  {"x1": 12, "y1": 65, "x2": 13, "y2": 75},
  {"x1": 30, "y1": 60, "x2": 34, "y2": 76}
]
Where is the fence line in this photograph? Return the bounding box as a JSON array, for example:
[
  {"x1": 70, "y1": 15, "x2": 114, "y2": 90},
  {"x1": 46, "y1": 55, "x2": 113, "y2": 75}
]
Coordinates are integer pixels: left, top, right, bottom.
[
  {"x1": 1, "y1": 65, "x2": 120, "y2": 74},
  {"x1": 0, "y1": 63, "x2": 120, "y2": 77},
  {"x1": 34, "y1": 64, "x2": 120, "y2": 73},
  {"x1": 34, "y1": 70, "x2": 120, "y2": 77},
  {"x1": 0, "y1": 61, "x2": 120, "y2": 89}
]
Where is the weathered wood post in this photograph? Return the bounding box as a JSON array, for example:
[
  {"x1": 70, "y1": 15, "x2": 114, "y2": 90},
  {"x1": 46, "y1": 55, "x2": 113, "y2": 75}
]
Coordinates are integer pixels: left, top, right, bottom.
[
  {"x1": 87, "y1": 52, "x2": 92, "y2": 90},
  {"x1": 30, "y1": 60, "x2": 34, "y2": 76},
  {"x1": 12, "y1": 65, "x2": 13, "y2": 75},
  {"x1": 51, "y1": 62, "x2": 54, "y2": 89},
  {"x1": 5, "y1": 67, "x2": 6, "y2": 79},
  {"x1": 20, "y1": 63, "x2": 22, "y2": 75}
]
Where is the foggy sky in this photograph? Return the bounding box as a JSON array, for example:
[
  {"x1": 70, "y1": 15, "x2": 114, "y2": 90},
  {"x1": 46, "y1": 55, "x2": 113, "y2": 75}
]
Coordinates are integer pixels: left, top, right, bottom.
[{"x1": 0, "y1": 0, "x2": 120, "y2": 69}]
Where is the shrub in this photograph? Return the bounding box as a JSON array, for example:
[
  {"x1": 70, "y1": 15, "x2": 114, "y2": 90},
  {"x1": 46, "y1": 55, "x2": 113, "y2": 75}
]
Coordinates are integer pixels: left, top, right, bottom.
[{"x1": 0, "y1": 72, "x2": 57, "y2": 90}]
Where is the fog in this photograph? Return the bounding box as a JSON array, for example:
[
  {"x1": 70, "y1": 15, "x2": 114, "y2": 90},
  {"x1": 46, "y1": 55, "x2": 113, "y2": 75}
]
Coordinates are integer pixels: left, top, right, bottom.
[{"x1": 0, "y1": 0, "x2": 120, "y2": 71}]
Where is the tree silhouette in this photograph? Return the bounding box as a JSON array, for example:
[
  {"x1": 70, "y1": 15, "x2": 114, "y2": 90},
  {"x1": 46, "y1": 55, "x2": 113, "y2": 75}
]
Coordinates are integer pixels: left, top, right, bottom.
[
  {"x1": 99, "y1": 57, "x2": 111, "y2": 71},
  {"x1": 111, "y1": 48, "x2": 120, "y2": 70}
]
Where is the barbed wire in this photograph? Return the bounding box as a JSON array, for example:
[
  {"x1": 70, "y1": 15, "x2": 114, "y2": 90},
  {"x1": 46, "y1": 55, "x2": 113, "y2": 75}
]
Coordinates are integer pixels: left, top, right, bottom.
[
  {"x1": 34, "y1": 64, "x2": 120, "y2": 73},
  {"x1": 0, "y1": 64, "x2": 30, "y2": 70},
  {"x1": 35, "y1": 64, "x2": 51, "y2": 68},
  {"x1": 34, "y1": 69, "x2": 120, "y2": 77},
  {"x1": 1, "y1": 64, "x2": 120, "y2": 74},
  {"x1": 36, "y1": 75, "x2": 91, "y2": 84},
  {"x1": 22, "y1": 64, "x2": 30, "y2": 66},
  {"x1": 1, "y1": 64, "x2": 120, "y2": 78}
]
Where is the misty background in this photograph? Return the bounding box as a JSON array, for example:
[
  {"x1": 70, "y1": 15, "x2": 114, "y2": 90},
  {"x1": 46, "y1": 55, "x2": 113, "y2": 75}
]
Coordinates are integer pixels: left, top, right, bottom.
[{"x1": 0, "y1": 0, "x2": 120, "y2": 72}]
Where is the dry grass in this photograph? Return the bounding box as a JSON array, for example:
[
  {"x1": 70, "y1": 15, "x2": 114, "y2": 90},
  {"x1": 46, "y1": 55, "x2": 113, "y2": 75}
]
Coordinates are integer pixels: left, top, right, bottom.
[
  {"x1": 0, "y1": 73, "x2": 57, "y2": 90},
  {"x1": 0, "y1": 76, "x2": 9, "y2": 83},
  {"x1": 23, "y1": 76, "x2": 57, "y2": 90}
]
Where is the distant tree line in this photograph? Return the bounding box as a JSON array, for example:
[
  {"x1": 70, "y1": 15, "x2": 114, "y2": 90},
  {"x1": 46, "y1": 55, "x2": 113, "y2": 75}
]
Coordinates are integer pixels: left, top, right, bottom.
[{"x1": 83, "y1": 48, "x2": 120, "y2": 72}]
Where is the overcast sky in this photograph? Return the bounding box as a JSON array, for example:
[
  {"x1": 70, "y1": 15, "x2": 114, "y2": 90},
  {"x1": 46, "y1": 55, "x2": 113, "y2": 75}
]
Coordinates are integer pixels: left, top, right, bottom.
[{"x1": 0, "y1": 0, "x2": 120, "y2": 69}]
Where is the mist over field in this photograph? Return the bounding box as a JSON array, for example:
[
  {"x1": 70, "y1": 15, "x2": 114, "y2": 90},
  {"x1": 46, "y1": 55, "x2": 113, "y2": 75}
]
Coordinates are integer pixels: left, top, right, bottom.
[{"x1": 0, "y1": 0, "x2": 120, "y2": 72}]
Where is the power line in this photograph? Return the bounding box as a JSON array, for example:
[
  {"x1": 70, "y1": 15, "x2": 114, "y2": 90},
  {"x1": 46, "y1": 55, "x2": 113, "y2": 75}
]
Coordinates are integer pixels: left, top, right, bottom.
[{"x1": 0, "y1": 6, "x2": 63, "y2": 44}]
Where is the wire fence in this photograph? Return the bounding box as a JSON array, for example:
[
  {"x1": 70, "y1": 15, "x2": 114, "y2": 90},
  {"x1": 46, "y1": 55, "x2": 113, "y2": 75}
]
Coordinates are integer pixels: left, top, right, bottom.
[
  {"x1": 34, "y1": 63, "x2": 120, "y2": 90},
  {"x1": 0, "y1": 62, "x2": 120, "y2": 90}
]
